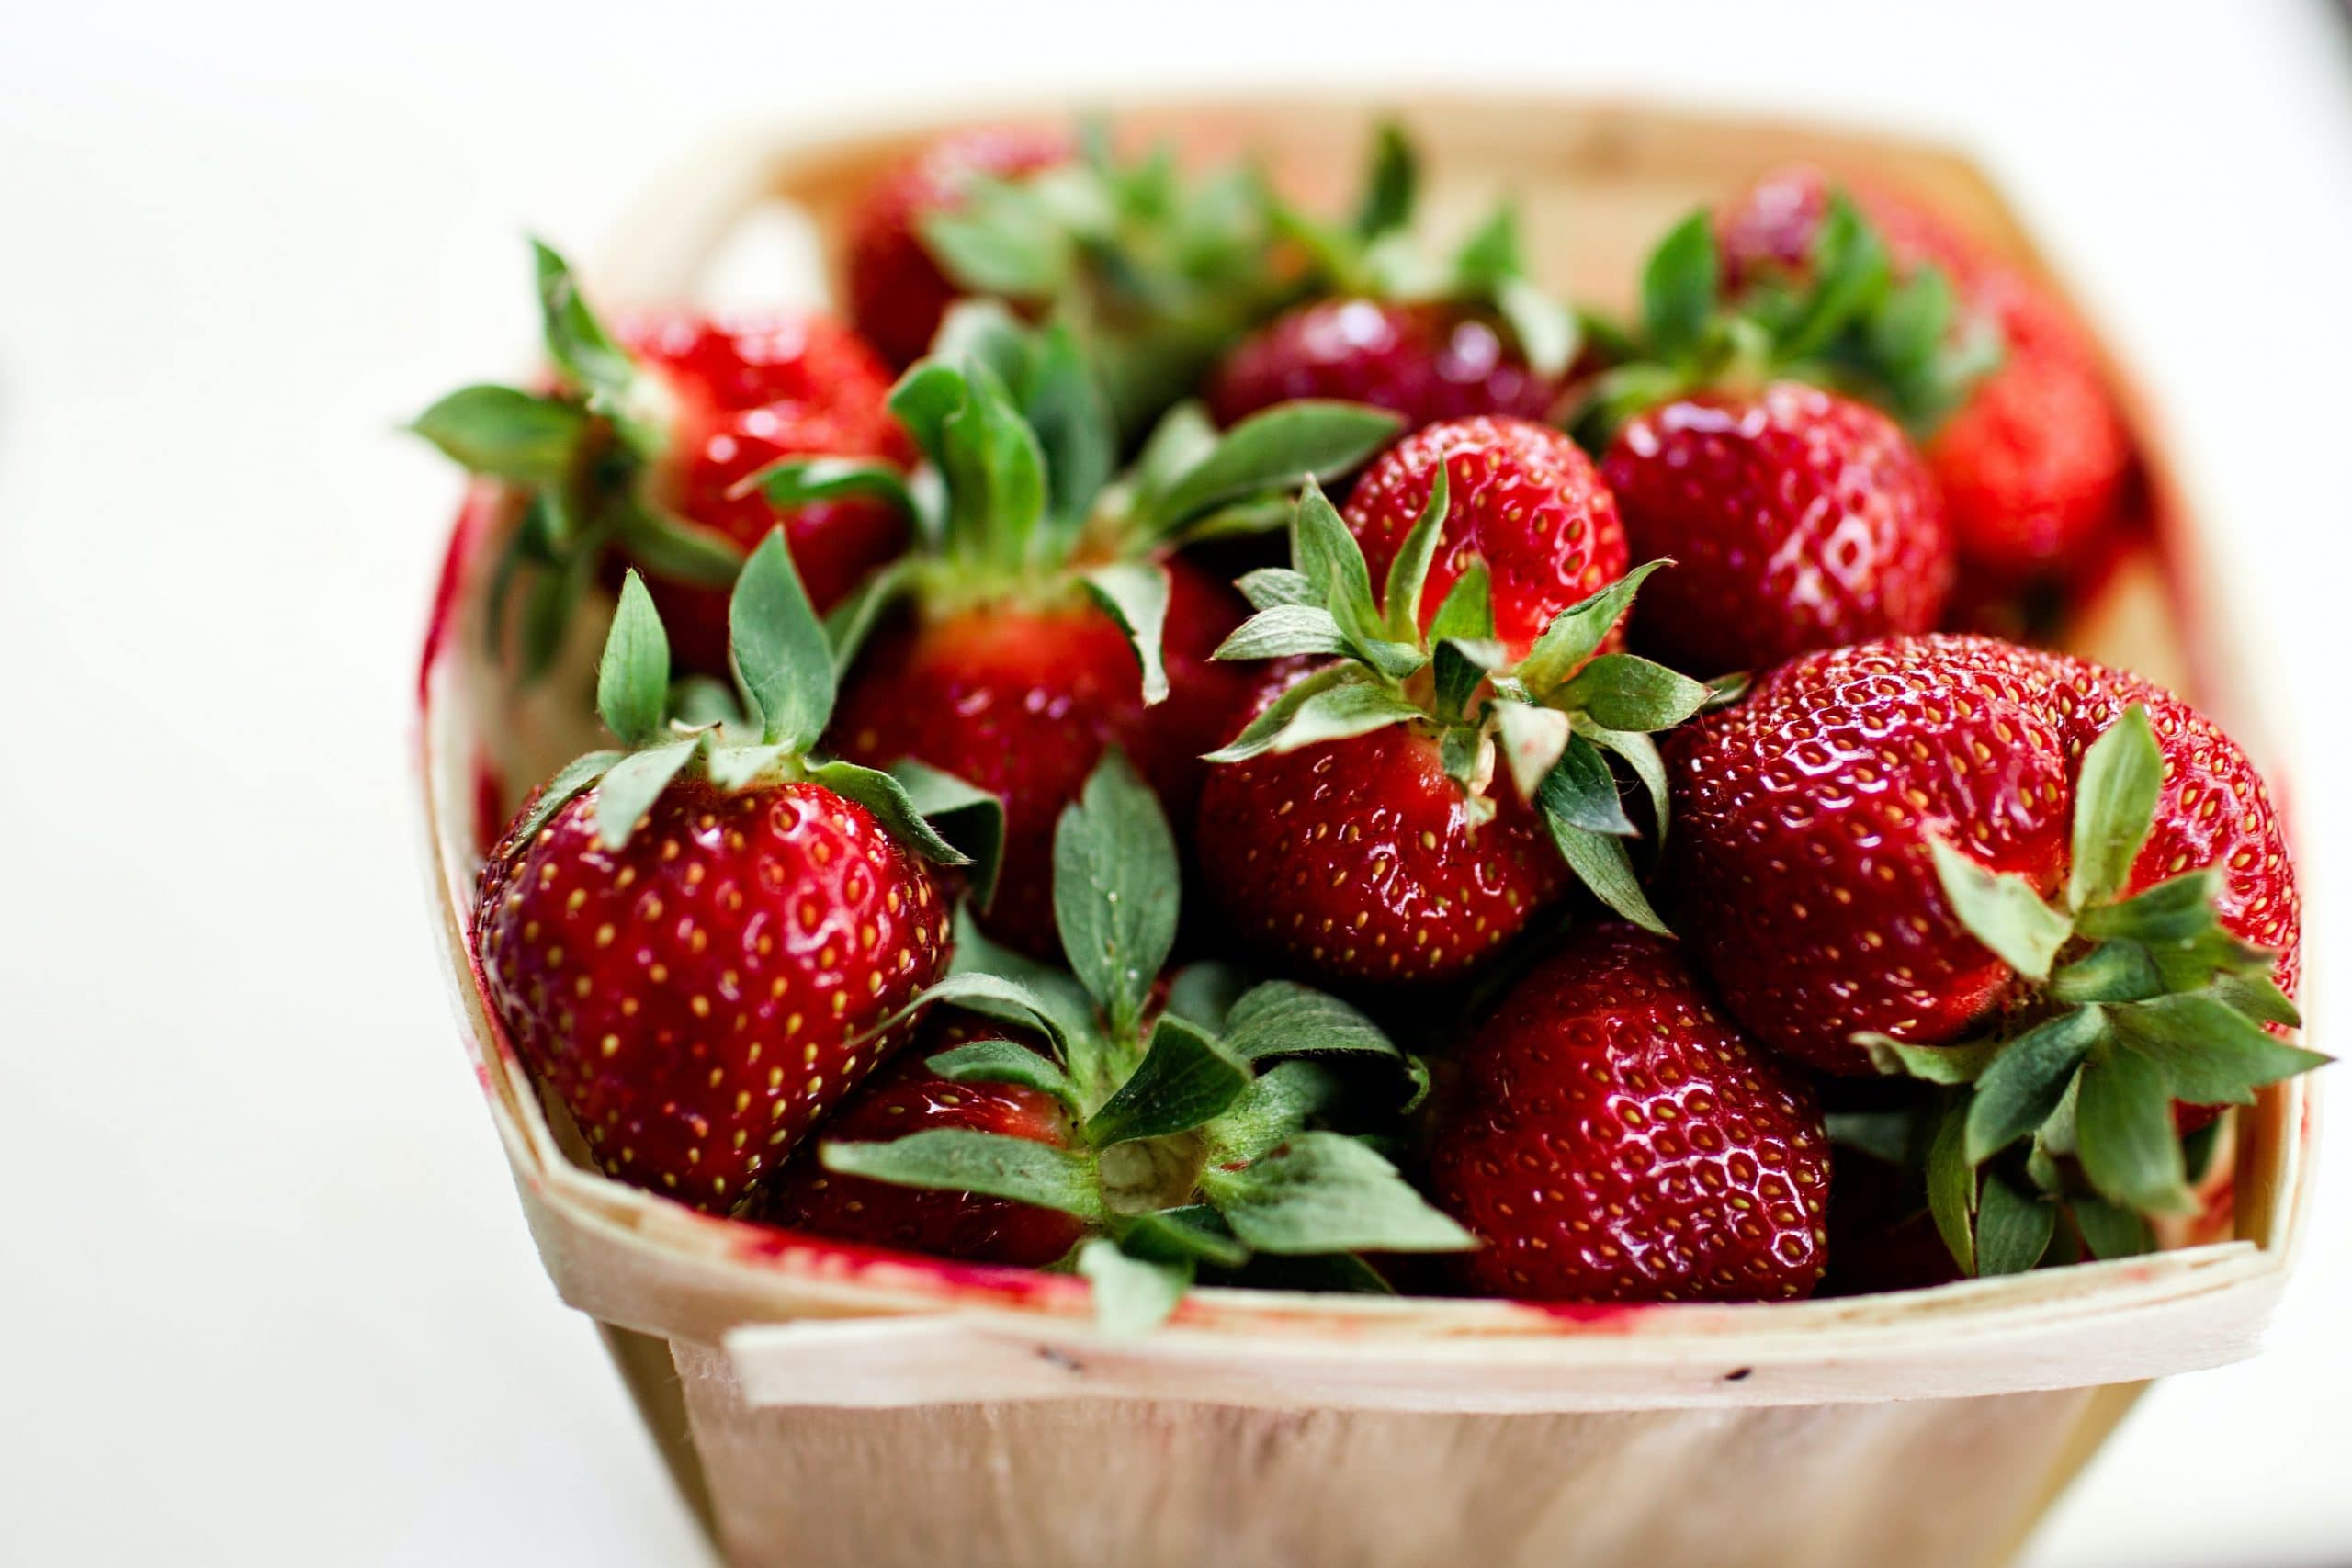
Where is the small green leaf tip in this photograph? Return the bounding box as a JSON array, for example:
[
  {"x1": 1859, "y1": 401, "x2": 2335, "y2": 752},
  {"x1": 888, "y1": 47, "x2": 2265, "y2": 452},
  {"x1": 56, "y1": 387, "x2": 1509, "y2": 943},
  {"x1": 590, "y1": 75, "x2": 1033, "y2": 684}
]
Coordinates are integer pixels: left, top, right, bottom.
[
  {"x1": 729, "y1": 528, "x2": 834, "y2": 754},
  {"x1": 1052, "y1": 750, "x2": 1182, "y2": 1037},
  {"x1": 596, "y1": 570, "x2": 672, "y2": 749}
]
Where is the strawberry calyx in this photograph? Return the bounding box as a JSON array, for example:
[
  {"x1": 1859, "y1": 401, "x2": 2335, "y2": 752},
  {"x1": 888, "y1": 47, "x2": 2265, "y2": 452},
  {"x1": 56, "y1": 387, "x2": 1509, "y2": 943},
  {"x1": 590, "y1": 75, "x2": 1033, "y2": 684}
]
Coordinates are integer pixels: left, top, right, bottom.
[
  {"x1": 1203, "y1": 479, "x2": 1711, "y2": 933},
  {"x1": 1571, "y1": 196, "x2": 2002, "y2": 449},
  {"x1": 511, "y1": 525, "x2": 1001, "y2": 892},
  {"x1": 755, "y1": 311, "x2": 1400, "y2": 706},
  {"x1": 812, "y1": 752, "x2": 1471, "y2": 1334},
  {"x1": 1861, "y1": 705, "x2": 2322, "y2": 1272},
  {"x1": 413, "y1": 242, "x2": 762, "y2": 677},
  {"x1": 910, "y1": 120, "x2": 1299, "y2": 436},
  {"x1": 1266, "y1": 120, "x2": 1580, "y2": 382}
]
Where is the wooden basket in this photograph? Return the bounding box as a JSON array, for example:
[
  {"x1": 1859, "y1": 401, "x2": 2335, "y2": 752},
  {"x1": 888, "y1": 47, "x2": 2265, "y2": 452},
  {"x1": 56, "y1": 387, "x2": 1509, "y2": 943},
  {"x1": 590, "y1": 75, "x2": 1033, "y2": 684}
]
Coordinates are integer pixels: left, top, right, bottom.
[{"x1": 414, "y1": 96, "x2": 2317, "y2": 1568}]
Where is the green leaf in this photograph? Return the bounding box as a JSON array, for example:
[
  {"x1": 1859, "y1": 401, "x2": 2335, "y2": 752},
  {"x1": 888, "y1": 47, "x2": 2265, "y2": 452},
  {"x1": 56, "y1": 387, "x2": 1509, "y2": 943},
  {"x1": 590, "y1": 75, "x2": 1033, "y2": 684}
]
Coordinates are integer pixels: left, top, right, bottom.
[
  {"x1": 2071, "y1": 1195, "x2": 2153, "y2": 1261},
  {"x1": 926, "y1": 1039, "x2": 1080, "y2": 1110},
  {"x1": 1289, "y1": 479, "x2": 1402, "y2": 664},
  {"x1": 591, "y1": 739, "x2": 696, "y2": 851},
  {"x1": 1201, "y1": 1061, "x2": 1345, "y2": 1167},
  {"x1": 514, "y1": 525, "x2": 600, "y2": 680},
  {"x1": 1076, "y1": 1239, "x2": 1191, "y2": 1337},
  {"x1": 1213, "y1": 604, "x2": 1353, "y2": 662},
  {"x1": 2075, "y1": 869, "x2": 2222, "y2": 945},
  {"x1": 1545, "y1": 819, "x2": 1670, "y2": 935},
  {"x1": 1553, "y1": 653, "x2": 1712, "y2": 734},
  {"x1": 1537, "y1": 733, "x2": 1634, "y2": 837},
  {"x1": 1078, "y1": 561, "x2": 1172, "y2": 705},
  {"x1": 611, "y1": 501, "x2": 745, "y2": 589},
  {"x1": 1772, "y1": 196, "x2": 1890, "y2": 362},
  {"x1": 822, "y1": 557, "x2": 921, "y2": 674},
  {"x1": 754, "y1": 457, "x2": 920, "y2": 524},
  {"x1": 2207, "y1": 968, "x2": 2302, "y2": 1030},
  {"x1": 1861, "y1": 1032, "x2": 2007, "y2": 1084},
  {"x1": 1496, "y1": 701, "x2": 1575, "y2": 804},
  {"x1": 1148, "y1": 402, "x2": 1403, "y2": 530},
  {"x1": 1974, "y1": 1173, "x2": 2055, "y2": 1277},
  {"x1": 2075, "y1": 1048, "x2": 2195, "y2": 1216},
  {"x1": 1382, "y1": 464, "x2": 1449, "y2": 642},
  {"x1": 1130, "y1": 400, "x2": 1219, "y2": 500},
  {"x1": 939, "y1": 364, "x2": 1048, "y2": 572},
  {"x1": 941, "y1": 918, "x2": 1095, "y2": 1055},
  {"x1": 1351, "y1": 119, "x2": 1418, "y2": 241},
  {"x1": 806, "y1": 761, "x2": 974, "y2": 869},
  {"x1": 1204, "y1": 1133, "x2": 1475, "y2": 1255},
  {"x1": 887, "y1": 760, "x2": 1005, "y2": 906},
  {"x1": 1640, "y1": 211, "x2": 1719, "y2": 364},
  {"x1": 1023, "y1": 322, "x2": 1118, "y2": 538},
  {"x1": 729, "y1": 530, "x2": 834, "y2": 752},
  {"x1": 1826, "y1": 1107, "x2": 1920, "y2": 1167},
  {"x1": 1052, "y1": 751, "x2": 1181, "y2": 1033},
  {"x1": 1236, "y1": 567, "x2": 1318, "y2": 612},
  {"x1": 1511, "y1": 561, "x2": 1669, "y2": 695},
  {"x1": 410, "y1": 384, "x2": 587, "y2": 484},
  {"x1": 2068, "y1": 705, "x2": 2164, "y2": 911},
  {"x1": 702, "y1": 742, "x2": 787, "y2": 791},
  {"x1": 2107, "y1": 994, "x2": 2328, "y2": 1106},
  {"x1": 1085, "y1": 1013, "x2": 1254, "y2": 1146},
  {"x1": 1221, "y1": 982, "x2": 1400, "y2": 1064},
  {"x1": 918, "y1": 178, "x2": 1074, "y2": 298},
  {"x1": 512, "y1": 750, "x2": 625, "y2": 843},
  {"x1": 1425, "y1": 561, "x2": 1495, "y2": 645},
  {"x1": 530, "y1": 240, "x2": 645, "y2": 444},
  {"x1": 2050, "y1": 941, "x2": 2165, "y2": 1006},
  {"x1": 1926, "y1": 1092, "x2": 1978, "y2": 1275},
  {"x1": 1964, "y1": 1007, "x2": 2105, "y2": 1164},
  {"x1": 596, "y1": 571, "x2": 672, "y2": 747},
  {"x1": 1115, "y1": 1206, "x2": 1250, "y2": 1269},
  {"x1": 1204, "y1": 677, "x2": 1426, "y2": 763},
  {"x1": 887, "y1": 362, "x2": 970, "y2": 470},
  {"x1": 1927, "y1": 836, "x2": 2072, "y2": 983},
  {"x1": 1495, "y1": 276, "x2": 1579, "y2": 379},
  {"x1": 820, "y1": 1129, "x2": 1104, "y2": 1221},
  {"x1": 669, "y1": 674, "x2": 747, "y2": 730},
  {"x1": 1586, "y1": 726, "x2": 1669, "y2": 842}
]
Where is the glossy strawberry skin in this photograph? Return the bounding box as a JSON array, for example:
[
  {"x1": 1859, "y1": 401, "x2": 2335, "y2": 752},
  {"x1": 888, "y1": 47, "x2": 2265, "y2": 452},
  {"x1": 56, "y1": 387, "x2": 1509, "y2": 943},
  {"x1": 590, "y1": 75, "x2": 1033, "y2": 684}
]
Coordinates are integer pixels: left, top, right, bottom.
[
  {"x1": 616, "y1": 311, "x2": 916, "y2": 671},
  {"x1": 1664, "y1": 635, "x2": 2299, "y2": 1073},
  {"x1": 1194, "y1": 710, "x2": 1569, "y2": 986},
  {"x1": 1341, "y1": 416, "x2": 1630, "y2": 659},
  {"x1": 844, "y1": 126, "x2": 1073, "y2": 368},
  {"x1": 473, "y1": 775, "x2": 951, "y2": 1212},
  {"x1": 1427, "y1": 923, "x2": 1831, "y2": 1303},
  {"x1": 1206, "y1": 299, "x2": 1563, "y2": 432},
  {"x1": 1603, "y1": 383, "x2": 1952, "y2": 675},
  {"x1": 752, "y1": 1018, "x2": 1086, "y2": 1266},
  {"x1": 831, "y1": 558, "x2": 1253, "y2": 957},
  {"x1": 1715, "y1": 167, "x2": 2132, "y2": 586}
]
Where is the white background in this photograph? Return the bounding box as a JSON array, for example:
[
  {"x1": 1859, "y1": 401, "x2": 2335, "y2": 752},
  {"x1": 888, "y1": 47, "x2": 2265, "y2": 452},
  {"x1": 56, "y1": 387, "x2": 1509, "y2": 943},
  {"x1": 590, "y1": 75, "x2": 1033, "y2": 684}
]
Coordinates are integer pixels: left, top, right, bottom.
[{"x1": 3, "y1": 2, "x2": 2347, "y2": 1563}]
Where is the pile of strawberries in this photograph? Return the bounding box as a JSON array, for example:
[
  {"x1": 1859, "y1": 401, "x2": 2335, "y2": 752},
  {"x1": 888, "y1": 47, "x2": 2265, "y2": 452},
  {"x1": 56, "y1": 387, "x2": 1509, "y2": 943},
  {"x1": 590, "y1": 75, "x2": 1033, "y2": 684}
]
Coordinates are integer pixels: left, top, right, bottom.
[{"x1": 421, "y1": 121, "x2": 2314, "y2": 1329}]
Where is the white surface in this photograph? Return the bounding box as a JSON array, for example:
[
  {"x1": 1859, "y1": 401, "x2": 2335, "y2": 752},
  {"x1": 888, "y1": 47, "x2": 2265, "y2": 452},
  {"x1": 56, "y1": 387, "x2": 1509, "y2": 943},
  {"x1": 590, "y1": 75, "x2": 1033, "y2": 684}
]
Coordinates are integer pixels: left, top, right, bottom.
[{"x1": 2, "y1": 3, "x2": 2346, "y2": 1563}]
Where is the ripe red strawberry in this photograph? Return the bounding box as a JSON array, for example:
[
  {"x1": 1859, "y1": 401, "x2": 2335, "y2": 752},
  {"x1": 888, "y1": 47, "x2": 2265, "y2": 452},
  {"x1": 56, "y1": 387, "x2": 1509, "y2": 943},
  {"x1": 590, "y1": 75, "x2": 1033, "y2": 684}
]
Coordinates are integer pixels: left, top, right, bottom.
[
  {"x1": 1572, "y1": 208, "x2": 1966, "y2": 671},
  {"x1": 1602, "y1": 383, "x2": 1951, "y2": 674},
  {"x1": 1426, "y1": 922, "x2": 1831, "y2": 1303},
  {"x1": 413, "y1": 244, "x2": 913, "y2": 677},
  {"x1": 1207, "y1": 127, "x2": 1577, "y2": 432},
  {"x1": 1196, "y1": 707, "x2": 1570, "y2": 984},
  {"x1": 616, "y1": 310, "x2": 915, "y2": 671},
  {"x1": 1715, "y1": 166, "x2": 2132, "y2": 586},
  {"x1": 752, "y1": 1018, "x2": 1084, "y2": 1265},
  {"x1": 843, "y1": 126, "x2": 1073, "y2": 368},
  {"x1": 1207, "y1": 299, "x2": 1563, "y2": 431},
  {"x1": 1342, "y1": 416, "x2": 1629, "y2": 659},
  {"x1": 1195, "y1": 474, "x2": 1706, "y2": 985},
  {"x1": 471, "y1": 536, "x2": 970, "y2": 1212},
  {"x1": 834, "y1": 556, "x2": 1255, "y2": 956},
  {"x1": 775, "y1": 753, "x2": 1471, "y2": 1330},
  {"x1": 1664, "y1": 634, "x2": 2300, "y2": 1073}
]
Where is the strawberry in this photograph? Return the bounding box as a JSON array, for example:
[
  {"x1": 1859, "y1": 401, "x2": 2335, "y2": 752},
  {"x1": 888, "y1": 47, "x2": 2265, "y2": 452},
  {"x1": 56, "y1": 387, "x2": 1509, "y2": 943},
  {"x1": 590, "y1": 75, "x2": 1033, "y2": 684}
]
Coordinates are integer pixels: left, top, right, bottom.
[
  {"x1": 413, "y1": 243, "x2": 912, "y2": 675},
  {"x1": 472, "y1": 533, "x2": 981, "y2": 1212},
  {"x1": 1196, "y1": 473, "x2": 1707, "y2": 984},
  {"x1": 752, "y1": 1016, "x2": 1086, "y2": 1266},
  {"x1": 767, "y1": 313, "x2": 1401, "y2": 957},
  {"x1": 844, "y1": 125, "x2": 1075, "y2": 368},
  {"x1": 840, "y1": 124, "x2": 1291, "y2": 436},
  {"x1": 797, "y1": 754, "x2": 1470, "y2": 1329},
  {"x1": 1662, "y1": 633, "x2": 2315, "y2": 1259},
  {"x1": 1715, "y1": 166, "x2": 2132, "y2": 586},
  {"x1": 1341, "y1": 416, "x2": 1628, "y2": 659},
  {"x1": 1425, "y1": 922, "x2": 1831, "y2": 1303},
  {"x1": 1207, "y1": 124, "x2": 1578, "y2": 430},
  {"x1": 1574, "y1": 207, "x2": 1970, "y2": 672},
  {"x1": 1602, "y1": 384, "x2": 1951, "y2": 675},
  {"x1": 834, "y1": 554, "x2": 1250, "y2": 956}
]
